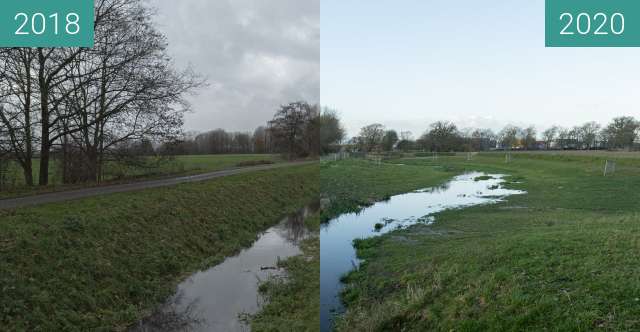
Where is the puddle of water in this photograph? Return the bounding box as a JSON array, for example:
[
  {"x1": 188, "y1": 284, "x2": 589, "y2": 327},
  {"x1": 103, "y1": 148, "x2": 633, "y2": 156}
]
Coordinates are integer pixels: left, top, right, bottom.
[
  {"x1": 319, "y1": 172, "x2": 525, "y2": 331},
  {"x1": 130, "y1": 202, "x2": 319, "y2": 332}
]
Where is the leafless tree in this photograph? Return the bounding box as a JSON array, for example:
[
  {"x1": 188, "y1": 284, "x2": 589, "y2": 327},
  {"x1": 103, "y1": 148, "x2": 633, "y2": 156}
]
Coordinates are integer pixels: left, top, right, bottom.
[
  {"x1": 603, "y1": 116, "x2": 639, "y2": 150},
  {"x1": 269, "y1": 101, "x2": 319, "y2": 159},
  {"x1": 0, "y1": 49, "x2": 38, "y2": 185},
  {"x1": 542, "y1": 126, "x2": 558, "y2": 150},
  {"x1": 54, "y1": 0, "x2": 201, "y2": 183},
  {"x1": 357, "y1": 124, "x2": 385, "y2": 153}
]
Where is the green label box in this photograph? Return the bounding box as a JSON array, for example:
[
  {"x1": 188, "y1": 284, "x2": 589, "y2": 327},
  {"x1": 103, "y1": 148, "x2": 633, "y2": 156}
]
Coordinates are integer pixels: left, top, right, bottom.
[
  {"x1": 0, "y1": 0, "x2": 94, "y2": 47},
  {"x1": 546, "y1": 0, "x2": 640, "y2": 47}
]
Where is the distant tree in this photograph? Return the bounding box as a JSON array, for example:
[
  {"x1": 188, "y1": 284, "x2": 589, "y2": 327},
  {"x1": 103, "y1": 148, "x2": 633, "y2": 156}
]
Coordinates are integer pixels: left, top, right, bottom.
[
  {"x1": 522, "y1": 126, "x2": 537, "y2": 150},
  {"x1": 319, "y1": 107, "x2": 345, "y2": 154},
  {"x1": 580, "y1": 122, "x2": 601, "y2": 149},
  {"x1": 470, "y1": 128, "x2": 497, "y2": 151},
  {"x1": 423, "y1": 121, "x2": 460, "y2": 152},
  {"x1": 269, "y1": 101, "x2": 318, "y2": 159},
  {"x1": 542, "y1": 126, "x2": 559, "y2": 150},
  {"x1": 357, "y1": 124, "x2": 385, "y2": 152},
  {"x1": 396, "y1": 131, "x2": 414, "y2": 152},
  {"x1": 556, "y1": 127, "x2": 570, "y2": 149},
  {"x1": 400, "y1": 131, "x2": 413, "y2": 141},
  {"x1": 603, "y1": 116, "x2": 639, "y2": 150},
  {"x1": 381, "y1": 130, "x2": 399, "y2": 151},
  {"x1": 234, "y1": 133, "x2": 253, "y2": 153},
  {"x1": 301, "y1": 105, "x2": 320, "y2": 157},
  {"x1": 569, "y1": 126, "x2": 582, "y2": 149},
  {"x1": 499, "y1": 125, "x2": 519, "y2": 150},
  {"x1": 252, "y1": 126, "x2": 271, "y2": 154}
]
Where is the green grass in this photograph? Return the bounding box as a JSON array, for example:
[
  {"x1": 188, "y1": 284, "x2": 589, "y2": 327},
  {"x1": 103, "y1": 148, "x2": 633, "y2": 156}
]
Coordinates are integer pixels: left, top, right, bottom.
[
  {"x1": 0, "y1": 154, "x2": 282, "y2": 199},
  {"x1": 0, "y1": 163, "x2": 318, "y2": 331},
  {"x1": 251, "y1": 213, "x2": 321, "y2": 332},
  {"x1": 321, "y1": 156, "x2": 640, "y2": 331},
  {"x1": 320, "y1": 159, "x2": 455, "y2": 221}
]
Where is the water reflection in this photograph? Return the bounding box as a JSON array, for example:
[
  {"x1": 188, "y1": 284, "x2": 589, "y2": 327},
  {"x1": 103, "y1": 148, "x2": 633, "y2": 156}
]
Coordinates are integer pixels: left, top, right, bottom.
[
  {"x1": 131, "y1": 202, "x2": 319, "y2": 332},
  {"x1": 319, "y1": 173, "x2": 526, "y2": 331}
]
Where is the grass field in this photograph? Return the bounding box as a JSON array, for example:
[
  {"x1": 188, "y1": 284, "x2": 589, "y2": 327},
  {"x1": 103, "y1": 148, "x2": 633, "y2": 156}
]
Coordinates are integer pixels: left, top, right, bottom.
[
  {"x1": 322, "y1": 153, "x2": 640, "y2": 331},
  {"x1": 0, "y1": 163, "x2": 317, "y2": 331},
  {"x1": 0, "y1": 154, "x2": 281, "y2": 199},
  {"x1": 251, "y1": 213, "x2": 321, "y2": 332}
]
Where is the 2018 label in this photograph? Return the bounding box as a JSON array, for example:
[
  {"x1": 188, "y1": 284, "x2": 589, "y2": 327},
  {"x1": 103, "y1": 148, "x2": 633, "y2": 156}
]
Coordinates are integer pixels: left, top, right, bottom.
[
  {"x1": 0, "y1": 0, "x2": 93, "y2": 47},
  {"x1": 14, "y1": 12, "x2": 81, "y2": 36}
]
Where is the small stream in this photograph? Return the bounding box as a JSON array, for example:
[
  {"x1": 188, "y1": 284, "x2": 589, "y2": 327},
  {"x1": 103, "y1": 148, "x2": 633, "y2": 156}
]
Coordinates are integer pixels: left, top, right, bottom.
[
  {"x1": 131, "y1": 202, "x2": 319, "y2": 332},
  {"x1": 319, "y1": 172, "x2": 526, "y2": 331}
]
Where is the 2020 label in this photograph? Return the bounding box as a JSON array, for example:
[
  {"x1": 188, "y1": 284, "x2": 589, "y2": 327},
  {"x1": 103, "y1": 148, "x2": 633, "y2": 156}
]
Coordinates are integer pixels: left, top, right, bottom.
[{"x1": 546, "y1": 0, "x2": 640, "y2": 47}]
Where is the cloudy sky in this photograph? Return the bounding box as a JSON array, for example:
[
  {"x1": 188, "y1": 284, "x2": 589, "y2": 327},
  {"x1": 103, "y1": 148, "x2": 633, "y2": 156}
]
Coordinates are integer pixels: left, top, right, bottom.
[
  {"x1": 322, "y1": 0, "x2": 640, "y2": 138},
  {"x1": 152, "y1": 0, "x2": 319, "y2": 133}
]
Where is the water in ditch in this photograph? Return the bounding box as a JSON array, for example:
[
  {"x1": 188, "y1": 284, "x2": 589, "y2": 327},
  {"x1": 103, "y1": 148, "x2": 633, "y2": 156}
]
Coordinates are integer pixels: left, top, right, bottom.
[
  {"x1": 319, "y1": 172, "x2": 526, "y2": 331},
  {"x1": 130, "y1": 202, "x2": 319, "y2": 332}
]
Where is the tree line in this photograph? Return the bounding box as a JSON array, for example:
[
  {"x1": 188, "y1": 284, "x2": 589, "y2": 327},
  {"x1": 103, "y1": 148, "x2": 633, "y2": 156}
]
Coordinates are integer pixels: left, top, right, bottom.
[
  {"x1": 163, "y1": 102, "x2": 321, "y2": 159},
  {"x1": 347, "y1": 116, "x2": 640, "y2": 153},
  {"x1": 0, "y1": 0, "x2": 201, "y2": 186}
]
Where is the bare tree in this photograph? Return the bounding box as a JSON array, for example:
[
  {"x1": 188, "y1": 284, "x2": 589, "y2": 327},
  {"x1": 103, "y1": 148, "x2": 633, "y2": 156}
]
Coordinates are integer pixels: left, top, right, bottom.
[
  {"x1": 521, "y1": 126, "x2": 537, "y2": 150},
  {"x1": 421, "y1": 121, "x2": 460, "y2": 152},
  {"x1": 56, "y1": 0, "x2": 201, "y2": 183},
  {"x1": 580, "y1": 121, "x2": 601, "y2": 150},
  {"x1": 269, "y1": 101, "x2": 318, "y2": 159},
  {"x1": 357, "y1": 124, "x2": 385, "y2": 152},
  {"x1": 0, "y1": 49, "x2": 38, "y2": 185},
  {"x1": 499, "y1": 125, "x2": 519, "y2": 150},
  {"x1": 470, "y1": 129, "x2": 496, "y2": 151},
  {"x1": 253, "y1": 126, "x2": 272, "y2": 154},
  {"x1": 603, "y1": 116, "x2": 639, "y2": 150},
  {"x1": 542, "y1": 126, "x2": 558, "y2": 150}
]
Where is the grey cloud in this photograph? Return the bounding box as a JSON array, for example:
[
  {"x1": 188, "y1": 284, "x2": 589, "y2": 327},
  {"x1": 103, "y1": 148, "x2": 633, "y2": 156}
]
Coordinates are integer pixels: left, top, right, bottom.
[{"x1": 151, "y1": 0, "x2": 319, "y2": 132}]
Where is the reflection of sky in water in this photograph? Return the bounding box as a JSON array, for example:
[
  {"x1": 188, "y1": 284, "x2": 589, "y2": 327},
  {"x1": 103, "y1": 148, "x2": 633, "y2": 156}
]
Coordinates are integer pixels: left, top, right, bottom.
[
  {"x1": 320, "y1": 173, "x2": 526, "y2": 332},
  {"x1": 131, "y1": 203, "x2": 318, "y2": 332}
]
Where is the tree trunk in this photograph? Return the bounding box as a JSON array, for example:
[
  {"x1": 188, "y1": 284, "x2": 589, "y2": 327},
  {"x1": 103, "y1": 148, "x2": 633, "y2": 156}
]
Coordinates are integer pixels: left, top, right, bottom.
[
  {"x1": 38, "y1": 49, "x2": 50, "y2": 186},
  {"x1": 23, "y1": 160, "x2": 33, "y2": 186},
  {"x1": 38, "y1": 140, "x2": 50, "y2": 186}
]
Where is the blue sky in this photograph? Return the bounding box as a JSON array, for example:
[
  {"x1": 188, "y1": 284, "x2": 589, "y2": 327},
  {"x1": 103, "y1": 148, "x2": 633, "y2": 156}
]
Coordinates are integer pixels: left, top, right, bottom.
[{"x1": 321, "y1": 0, "x2": 640, "y2": 137}]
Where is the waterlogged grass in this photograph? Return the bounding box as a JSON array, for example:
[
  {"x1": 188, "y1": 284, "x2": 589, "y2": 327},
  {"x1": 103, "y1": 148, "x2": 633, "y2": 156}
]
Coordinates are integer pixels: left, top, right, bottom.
[
  {"x1": 0, "y1": 164, "x2": 318, "y2": 331},
  {"x1": 324, "y1": 156, "x2": 640, "y2": 331},
  {"x1": 320, "y1": 159, "x2": 455, "y2": 221},
  {"x1": 251, "y1": 214, "x2": 320, "y2": 332}
]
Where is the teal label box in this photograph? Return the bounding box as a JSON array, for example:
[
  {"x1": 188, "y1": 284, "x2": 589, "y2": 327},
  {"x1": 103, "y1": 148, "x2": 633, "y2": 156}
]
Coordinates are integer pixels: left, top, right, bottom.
[
  {"x1": 0, "y1": 0, "x2": 94, "y2": 47},
  {"x1": 546, "y1": 0, "x2": 640, "y2": 47}
]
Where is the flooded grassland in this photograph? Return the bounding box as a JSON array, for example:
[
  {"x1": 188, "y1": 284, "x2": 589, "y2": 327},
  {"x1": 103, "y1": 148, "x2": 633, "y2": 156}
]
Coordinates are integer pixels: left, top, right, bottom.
[{"x1": 321, "y1": 172, "x2": 525, "y2": 331}]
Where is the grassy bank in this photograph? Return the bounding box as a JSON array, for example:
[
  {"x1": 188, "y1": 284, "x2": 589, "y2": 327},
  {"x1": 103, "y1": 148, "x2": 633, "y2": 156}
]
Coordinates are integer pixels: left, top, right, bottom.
[
  {"x1": 251, "y1": 214, "x2": 321, "y2": 332},
  {"x1": 320, "y1": 159, "x2": 454, "y2": 221},
  {"x1": 0, "y1": 154, "x2": 281, "y2": 199},
  {"x1": 0, "y1": 163, "x2": 318, "y2": 331},
  {"x1": 323, "y1": 156, "x2": 640, "y2": 331}
]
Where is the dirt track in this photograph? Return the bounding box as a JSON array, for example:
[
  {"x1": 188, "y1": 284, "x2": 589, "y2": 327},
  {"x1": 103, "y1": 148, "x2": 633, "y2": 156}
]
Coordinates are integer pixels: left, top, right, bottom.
[{"x1": 0, "y1": 161, "x2": 314, "y2": 210}]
